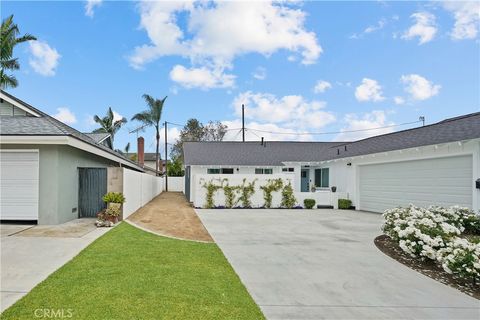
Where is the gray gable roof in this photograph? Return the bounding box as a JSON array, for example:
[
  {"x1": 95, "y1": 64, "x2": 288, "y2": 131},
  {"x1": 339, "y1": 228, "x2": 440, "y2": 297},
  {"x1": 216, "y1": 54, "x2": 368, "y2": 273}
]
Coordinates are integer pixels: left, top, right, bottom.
[
  {"x1": 0, "y1": 90, "x2": 143, "y2": 171},
  {"x1": 183, "y1": 112, "x2": 480, "y2": 166},
  {"x1": 183, "y1": 141, "x2": 344, "y2": 166}
]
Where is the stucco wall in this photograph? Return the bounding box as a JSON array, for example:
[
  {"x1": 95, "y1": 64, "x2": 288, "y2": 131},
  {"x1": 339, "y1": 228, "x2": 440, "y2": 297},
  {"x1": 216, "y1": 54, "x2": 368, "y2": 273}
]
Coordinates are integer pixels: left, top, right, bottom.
[{"x1": 0, "y1": 144, "x2": 117, "y2": 224}]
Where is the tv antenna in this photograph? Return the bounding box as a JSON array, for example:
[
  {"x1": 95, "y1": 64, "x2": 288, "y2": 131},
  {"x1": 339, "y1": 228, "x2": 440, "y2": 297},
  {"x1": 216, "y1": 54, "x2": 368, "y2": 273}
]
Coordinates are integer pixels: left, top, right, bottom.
[{"x1": 128, "y1": 124, "x2": 148, "y2": 138}]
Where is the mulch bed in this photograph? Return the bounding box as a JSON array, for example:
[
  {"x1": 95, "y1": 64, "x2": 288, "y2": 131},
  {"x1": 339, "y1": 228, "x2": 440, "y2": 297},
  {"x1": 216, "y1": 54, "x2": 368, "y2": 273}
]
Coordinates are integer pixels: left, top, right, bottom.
[{"x1": 375, "y1": 234, "x2": 479, "y2": 300}]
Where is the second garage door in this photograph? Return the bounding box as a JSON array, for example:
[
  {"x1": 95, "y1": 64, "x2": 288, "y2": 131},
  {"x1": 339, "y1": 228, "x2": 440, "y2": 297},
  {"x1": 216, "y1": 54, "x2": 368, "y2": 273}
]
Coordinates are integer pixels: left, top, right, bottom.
[{"x1": 358, "y1": 155, "x2": 472, "y2": 213}]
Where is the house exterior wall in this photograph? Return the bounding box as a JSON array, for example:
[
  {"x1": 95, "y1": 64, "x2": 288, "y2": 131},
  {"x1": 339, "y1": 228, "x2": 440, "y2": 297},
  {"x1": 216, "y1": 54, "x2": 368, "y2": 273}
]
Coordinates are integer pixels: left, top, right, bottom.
[
  {"x1": 321, "y1": 139, "x2": 480, "y2": 211},
  {"x1": 187, "y1": 139, "x2": 480, "y2": 212},
  {"x1": 0, "y1": 144, "x2": 117, "y2": 224}
]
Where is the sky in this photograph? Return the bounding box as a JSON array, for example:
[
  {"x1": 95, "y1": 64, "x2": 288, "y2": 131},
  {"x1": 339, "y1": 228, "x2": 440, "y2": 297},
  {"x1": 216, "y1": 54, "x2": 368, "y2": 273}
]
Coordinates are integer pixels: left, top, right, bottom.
[{"x1": 2, "y1": 0, "x2": 480, "y2": 155}]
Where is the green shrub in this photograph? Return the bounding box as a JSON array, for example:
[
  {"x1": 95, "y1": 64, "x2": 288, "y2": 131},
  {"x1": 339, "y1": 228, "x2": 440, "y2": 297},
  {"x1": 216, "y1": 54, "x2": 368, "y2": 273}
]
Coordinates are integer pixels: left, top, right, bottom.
[
  {"x1": 239, "y1": 179, "x2": 256, "y2": 208},
  {"x1": 338, "y1": 198, "x2": 352, "y2": 209},
  {"x1": 303, "y1": 199, "x2": 316, "y2": 209},
  {"x1": 223, "y1": 183, "x2": 240, "y2": 208},
  {"x1": 202, "y1": 179, "x2": 223, "y2": 209},
  {"x1": 281, "y1": 183, "x2": 296, "y2": 208},
  {"x1": 102, "y1": 192, "x2": 126, "y2": 204}
]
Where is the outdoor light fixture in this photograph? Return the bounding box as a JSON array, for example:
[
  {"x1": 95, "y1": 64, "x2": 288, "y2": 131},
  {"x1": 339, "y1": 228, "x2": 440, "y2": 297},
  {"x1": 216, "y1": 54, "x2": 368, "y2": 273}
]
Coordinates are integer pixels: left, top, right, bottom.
[{"x1": 347, "y1": 162, "x2": 352, "y2": 166}]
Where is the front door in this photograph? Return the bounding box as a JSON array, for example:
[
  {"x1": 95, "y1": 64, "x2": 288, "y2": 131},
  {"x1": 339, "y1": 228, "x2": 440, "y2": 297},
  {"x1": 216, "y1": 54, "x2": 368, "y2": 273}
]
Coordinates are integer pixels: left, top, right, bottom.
[
  {"x1": 301, "y1": 169, "x2": 309, "y2": 192},
  {"x1": 78, "y1": 168, "x2": 107, "y2": 218}
]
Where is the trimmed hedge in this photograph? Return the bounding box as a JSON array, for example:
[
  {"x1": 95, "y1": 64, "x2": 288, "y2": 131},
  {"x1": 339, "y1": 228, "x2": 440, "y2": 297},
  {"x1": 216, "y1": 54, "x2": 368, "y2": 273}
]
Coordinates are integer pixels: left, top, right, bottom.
[
  {"x1": 303, "y1": 199, "x2": 316, "y2": 209},
  {"x1": 338, "y1": 199, "x2": 352, "y2": 210}
]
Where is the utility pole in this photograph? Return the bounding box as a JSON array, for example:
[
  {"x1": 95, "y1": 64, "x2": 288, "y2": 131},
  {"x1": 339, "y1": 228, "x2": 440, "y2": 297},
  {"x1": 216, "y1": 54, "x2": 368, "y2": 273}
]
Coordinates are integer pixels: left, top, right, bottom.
[
  {"x1": 164, "y1": 121, "x2": 168, "y2": 191},
  {"x1": 419, "y1": 116, "x2": 425, "y2": 126},
  {"x1": 242, "y1": 104, "x2": 245, "y2": 142}
]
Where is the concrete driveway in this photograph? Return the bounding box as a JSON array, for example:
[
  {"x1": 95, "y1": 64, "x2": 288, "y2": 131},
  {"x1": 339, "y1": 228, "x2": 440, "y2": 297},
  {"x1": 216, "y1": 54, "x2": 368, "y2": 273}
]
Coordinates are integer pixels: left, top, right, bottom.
[
  {"x1": 197, "y1": 209, "x2": 480, "y2": 320},
  {"x1": 0, "y1": 219, "x2": 110, "y2": 312}
]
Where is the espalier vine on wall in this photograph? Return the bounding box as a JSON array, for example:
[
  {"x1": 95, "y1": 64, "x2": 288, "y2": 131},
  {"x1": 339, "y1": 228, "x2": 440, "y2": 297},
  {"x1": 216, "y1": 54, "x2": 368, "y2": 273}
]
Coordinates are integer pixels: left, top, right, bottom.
[
  {"x1": 239, "y1": 178, "x2": 257, "y2": 208},
  {"x1": 201, "y1": 178, "x2": 224, "y2": 209},
  {"x1": 223, "y1": 182, "x2": 241, "y2": 208},
  {"x1": 260, "y1": 178, "x2": 283, "y2": 208}
]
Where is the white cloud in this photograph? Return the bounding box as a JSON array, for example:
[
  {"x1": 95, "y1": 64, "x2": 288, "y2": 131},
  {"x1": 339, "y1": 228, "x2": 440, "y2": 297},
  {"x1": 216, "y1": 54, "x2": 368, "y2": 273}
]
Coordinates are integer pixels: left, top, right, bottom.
[
  {"x1": 401, "y1": 74, "x2": 441, "y2": 101},
  {"x1": 350, "y1": 18, "x2": 386, "y2": 39},
  {"x1": 355, "y1": 78, "x2": 385, "y2": 102},
  {"x1": 129, "y1": 1, "x2": 321, "y2": 71},
  {"x1": 232, "y1": 91, "x2": 335, "y2": 129},
  {"x1": 252, "y1": 67, "x2": 267, "y2": 80},
  {"x1": 313, "y1": 80, "x2": 332, "y2": 94},
  {"x1": 402, "y1": 12, "x2": 437, "y2": 45},
  {"x1": 222, "y1": 119, "x2": 315, "y2": 142},
  {"x1": 443, "y1": 1, "x2": 480, "y2": 40},
  {"x1": 112, "y1": 110, "x2": 125, "y2": 122},
  {"x1": 169, "y1": 64, "x2": 235, "y2": 89},
  {"x1": 335, "y1": 110, "x2": 394, "y2": 141},
  {"x1": 53, "y1": 107, "x2": 77, "y2": 124},
  {"x1": 393, "y1": 96, "x2": 405, "y2": 105},
  {"x1": 85, "y1": 0, "x2": 102, "y2": 18},
  {"x1": 28, "y1": 41, "x2": 61, "y2": 76}
]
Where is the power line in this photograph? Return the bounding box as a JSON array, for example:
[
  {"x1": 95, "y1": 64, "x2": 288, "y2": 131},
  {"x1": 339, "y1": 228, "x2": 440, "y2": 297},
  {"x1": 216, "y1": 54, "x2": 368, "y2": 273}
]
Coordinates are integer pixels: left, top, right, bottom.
[{"x1": 245, "y1": 120, "x2": 423, "y2": 136}]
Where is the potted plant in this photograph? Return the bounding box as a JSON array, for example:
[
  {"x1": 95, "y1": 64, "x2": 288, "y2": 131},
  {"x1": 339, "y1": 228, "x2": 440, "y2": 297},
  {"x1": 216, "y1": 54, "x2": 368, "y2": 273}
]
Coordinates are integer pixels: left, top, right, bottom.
[
  {"x1": 105, "y1": 206, "x2": 121, "y2": 223},
  {"x1": 102, "y1": 192, "x2": 126, "y2": 209},
  {"x1": 310, "y1": 185, "x2": 317, "y2": 192},
  {"x1": 331, "y1": 186, "x2": 337, "y2": 193}
]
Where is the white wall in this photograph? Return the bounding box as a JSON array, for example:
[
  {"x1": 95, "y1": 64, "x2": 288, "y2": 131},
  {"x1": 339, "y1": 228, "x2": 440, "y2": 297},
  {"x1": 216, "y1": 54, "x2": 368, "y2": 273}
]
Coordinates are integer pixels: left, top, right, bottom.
[
  {"x1": 193, "y1": 173, "x2": 305, "y2": 208},
  {"x1": 166, "y1": 176, "x2": 184, "y2": 192},
  {"x1": 122, "y1": 168, "x2": 164, "y2": 218}
]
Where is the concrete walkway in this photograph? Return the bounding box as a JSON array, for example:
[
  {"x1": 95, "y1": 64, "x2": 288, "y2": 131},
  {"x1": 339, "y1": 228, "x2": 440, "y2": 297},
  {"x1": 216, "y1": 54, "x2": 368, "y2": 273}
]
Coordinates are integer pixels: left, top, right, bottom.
[
  {"x1": 0, "y1": 219, "x2": 110, "y2": 312},
  {"x1": 197, "y1": 209, "x2": 480, "y2": 320}
]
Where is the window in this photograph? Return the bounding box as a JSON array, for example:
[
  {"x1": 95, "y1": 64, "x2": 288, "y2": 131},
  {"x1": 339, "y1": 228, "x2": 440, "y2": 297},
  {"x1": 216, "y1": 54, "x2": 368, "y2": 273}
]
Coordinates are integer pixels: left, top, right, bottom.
[
  {"x1": 314, "y1": 168, "x2": 329, "y2": 188},
  {"x1": 255, "y1": 168, "x2": 273, "y2": 174},
  {"x1": 207, "y1": 168, "x2": 234, "y2": 174},
  {"x1": 282, "y1": 167, "x2": 294, "y2": 172}
]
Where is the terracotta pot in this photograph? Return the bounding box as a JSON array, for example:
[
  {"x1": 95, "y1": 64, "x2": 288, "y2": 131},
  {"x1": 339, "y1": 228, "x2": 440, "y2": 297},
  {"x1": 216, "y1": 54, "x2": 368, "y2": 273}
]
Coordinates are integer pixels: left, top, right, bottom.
[{"x1": 106, "y1": 215, "x2": 118, "y2": 223}]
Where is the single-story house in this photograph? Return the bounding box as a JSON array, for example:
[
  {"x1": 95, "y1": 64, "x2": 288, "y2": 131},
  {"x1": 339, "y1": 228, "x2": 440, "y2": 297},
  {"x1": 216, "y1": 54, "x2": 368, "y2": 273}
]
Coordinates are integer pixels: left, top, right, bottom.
[
  {"x1": 0, "y1": 90, "x2": 144, "y2": 224},
  {"x1": 183, "y1": 112, "x2": 480, "y2": 212}
]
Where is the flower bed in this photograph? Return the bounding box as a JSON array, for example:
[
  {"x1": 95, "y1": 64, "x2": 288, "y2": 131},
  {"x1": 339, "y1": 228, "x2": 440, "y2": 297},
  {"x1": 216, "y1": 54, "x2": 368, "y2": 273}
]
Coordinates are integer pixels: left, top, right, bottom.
[{"x1": 379, "y1": 205, "x2": 480, "y2": 297}]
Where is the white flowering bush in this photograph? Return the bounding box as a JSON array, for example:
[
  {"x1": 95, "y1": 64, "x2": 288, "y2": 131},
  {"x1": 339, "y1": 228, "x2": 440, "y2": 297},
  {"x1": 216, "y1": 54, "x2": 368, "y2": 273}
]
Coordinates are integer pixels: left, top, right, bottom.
[
  {"x1": 382, "y1": 205, "x2": 480, "y2": 281},
  {"x1": 437, "y1": 237, "x2": 480, "y2": 280}
]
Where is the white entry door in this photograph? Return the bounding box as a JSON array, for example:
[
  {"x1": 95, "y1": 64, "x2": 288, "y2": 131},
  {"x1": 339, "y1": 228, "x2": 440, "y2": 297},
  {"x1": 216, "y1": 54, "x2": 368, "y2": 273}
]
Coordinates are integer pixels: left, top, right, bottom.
[
  {"x1": 0, "y1": 150, "x2": 39, "y2": 220},
  {"x1": 358, "y1": 155, "x2": 472, "y2": 213}
]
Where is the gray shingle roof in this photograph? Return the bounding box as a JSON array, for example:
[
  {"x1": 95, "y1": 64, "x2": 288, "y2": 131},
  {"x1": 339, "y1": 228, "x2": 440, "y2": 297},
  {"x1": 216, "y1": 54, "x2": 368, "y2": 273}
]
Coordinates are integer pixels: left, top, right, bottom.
[
  {"x1": 0, "y1": 90, "x2": 143, "y2": 171},
  {"x1": 84, "y1": 132, "x2": 110, "y2": 143},
  {"x1": 183, "y1": 112, "x2": 480, "y2": 166}
]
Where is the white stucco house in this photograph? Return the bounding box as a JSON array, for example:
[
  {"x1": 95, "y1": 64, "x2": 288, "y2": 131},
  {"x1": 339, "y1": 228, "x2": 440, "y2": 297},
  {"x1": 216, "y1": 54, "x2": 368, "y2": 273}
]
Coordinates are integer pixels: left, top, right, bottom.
[{"x1": 183, "y1": 112, "x2": 480, "y2": 212}]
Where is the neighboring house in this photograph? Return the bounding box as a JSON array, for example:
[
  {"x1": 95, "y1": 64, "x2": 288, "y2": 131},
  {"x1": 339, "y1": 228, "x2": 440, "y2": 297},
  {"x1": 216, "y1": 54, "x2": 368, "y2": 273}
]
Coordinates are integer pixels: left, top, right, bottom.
[
  {"x1": 184, "y1": 112, "x2": 480, "y2": 212},
  {"x1": 0, "y1": 90, "x2": 144, "y2": 224},
  {"x1": 144, "y1": 153, "x2": 168, "y2": 172}
]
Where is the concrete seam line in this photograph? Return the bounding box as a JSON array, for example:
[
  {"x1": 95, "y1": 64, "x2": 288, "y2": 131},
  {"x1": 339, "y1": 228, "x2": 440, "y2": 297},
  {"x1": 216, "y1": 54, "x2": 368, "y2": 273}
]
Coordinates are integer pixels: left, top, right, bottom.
[{"x1": 123, "y1": 219, "x2": 214, "y2": 244}]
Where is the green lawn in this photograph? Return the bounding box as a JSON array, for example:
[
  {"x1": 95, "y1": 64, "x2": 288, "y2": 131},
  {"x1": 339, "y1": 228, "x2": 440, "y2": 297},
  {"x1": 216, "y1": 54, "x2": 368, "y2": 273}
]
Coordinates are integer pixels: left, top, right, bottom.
[{"x1": 1, "y1": 223, "x2": 264, "y2": 320}]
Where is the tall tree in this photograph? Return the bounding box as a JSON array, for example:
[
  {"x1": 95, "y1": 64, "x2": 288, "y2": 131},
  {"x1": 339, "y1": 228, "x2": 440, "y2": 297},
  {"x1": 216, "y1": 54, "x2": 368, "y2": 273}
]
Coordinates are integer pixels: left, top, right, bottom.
[
  {"x1": 170, "y1": 119, "x2": 228, "y2": 162},
  {"x1": 131, "y1": 94, "x2": 166, "y2": 175},
  {"x1": 92, "y1": 107, "x2": 127, "y2": 148},
  {"x1": 1, "y1": 15, "x2": 36, "y2": 89}
]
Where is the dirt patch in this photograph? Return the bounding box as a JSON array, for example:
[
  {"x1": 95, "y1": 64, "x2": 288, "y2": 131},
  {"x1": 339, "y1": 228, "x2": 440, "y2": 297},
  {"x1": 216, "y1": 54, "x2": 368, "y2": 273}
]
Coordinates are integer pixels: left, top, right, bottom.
[
  {"x1": 375, "y1": 234, "x2": 479, "y2": 299},
  {"x1": 128, "y1": 192, "x2": 213, "y2": 243},
  {"x1": 16, "y1": 219, "x2": 96, "y2": 238}
]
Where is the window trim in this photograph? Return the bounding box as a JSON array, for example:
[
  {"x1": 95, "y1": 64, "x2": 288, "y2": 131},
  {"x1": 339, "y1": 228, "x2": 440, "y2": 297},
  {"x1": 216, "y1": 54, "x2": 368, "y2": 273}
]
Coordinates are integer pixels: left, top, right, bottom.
[
  {"x1": 314, "y1": 168, "x2": 329, "y2": 188},
  {"x1": 255, "y1": 168, "x2": 273, "y2": 174}
]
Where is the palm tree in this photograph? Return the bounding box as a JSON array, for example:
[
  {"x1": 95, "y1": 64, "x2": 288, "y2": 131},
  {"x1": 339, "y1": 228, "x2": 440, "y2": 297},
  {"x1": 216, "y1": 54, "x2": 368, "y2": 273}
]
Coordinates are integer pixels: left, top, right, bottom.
[
  {"x1": 92, "y1": 107, "x2": 127, "y2": 148},
  {"x1": 131, "y1": 94, "x2": 167, "y2": 175},
  {"x1": 1, "y1": 15, "x2": 36, "y2": 89}
]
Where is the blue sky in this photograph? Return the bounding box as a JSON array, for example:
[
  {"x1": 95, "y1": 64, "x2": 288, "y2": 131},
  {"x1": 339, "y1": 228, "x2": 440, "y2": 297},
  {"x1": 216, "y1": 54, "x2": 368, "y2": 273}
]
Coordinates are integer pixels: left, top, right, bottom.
[{"x1": 3, "y1": 1, "x2": 479, "y2": 154}]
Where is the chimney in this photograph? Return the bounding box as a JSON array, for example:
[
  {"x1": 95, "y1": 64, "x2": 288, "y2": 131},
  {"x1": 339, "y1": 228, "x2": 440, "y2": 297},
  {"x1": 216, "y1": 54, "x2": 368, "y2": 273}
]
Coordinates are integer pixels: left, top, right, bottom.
[{"x1": 137, "y1": 136, "x2": 145, "y2": 167}]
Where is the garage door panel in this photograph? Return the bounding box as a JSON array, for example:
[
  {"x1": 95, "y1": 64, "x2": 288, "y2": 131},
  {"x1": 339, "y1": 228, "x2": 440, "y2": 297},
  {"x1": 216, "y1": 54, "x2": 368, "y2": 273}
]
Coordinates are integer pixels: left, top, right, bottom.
[
  {"x1": 359, "y1": 156, "x2": 472, "y2": 213},
  {"x1": 0, "y1": 151, "x2": 39, "y2": 220}
]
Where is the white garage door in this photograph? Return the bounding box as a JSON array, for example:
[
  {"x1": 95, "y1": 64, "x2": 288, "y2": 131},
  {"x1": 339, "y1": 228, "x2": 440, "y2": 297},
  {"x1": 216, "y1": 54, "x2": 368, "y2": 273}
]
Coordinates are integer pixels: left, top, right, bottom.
[
  {"x1": 0, "y1": 150, "x2": 39, "y2": 220},
  {"x1": 359, "y1": 155, "x2": 472, "y2": 213}
]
